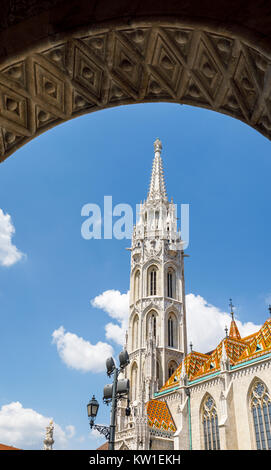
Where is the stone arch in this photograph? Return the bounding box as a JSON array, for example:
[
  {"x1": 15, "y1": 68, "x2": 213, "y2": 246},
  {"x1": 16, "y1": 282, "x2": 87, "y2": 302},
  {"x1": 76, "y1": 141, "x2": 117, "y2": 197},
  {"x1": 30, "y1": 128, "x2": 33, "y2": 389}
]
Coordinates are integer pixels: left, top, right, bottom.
[
  {"x1": 131, "y1": 313, "x2": 139, "y2": 350},
  {"x1": 0, "y1": 3, "x2": 271, "y2": 162},
  {"x1": 166, "y1": 311, "x2": 178, "y2": 348},
  {"x1": 146, "y1": 264, "x2": 159, "y2": 297},
  {"x1": 167, "y1": 359, "x2": 178, "y2": 379},
  {"x1": 166, "y1": 267, "x2": 176, "y2": 299},
  {"x1": 130, "y1": 361, "x2": 138, "y2": 403},
  {"x1": 145, "y1": 308, "x2": 159, "y2": 343},
  {"x1": 133, "y1": 269, "x2": 141, "y2": 303}
]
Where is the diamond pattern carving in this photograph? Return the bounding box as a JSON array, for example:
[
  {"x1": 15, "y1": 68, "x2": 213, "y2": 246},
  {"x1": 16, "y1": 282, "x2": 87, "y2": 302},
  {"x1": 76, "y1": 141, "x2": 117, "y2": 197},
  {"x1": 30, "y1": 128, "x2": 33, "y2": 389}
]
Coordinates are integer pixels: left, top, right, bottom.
[
  {"x1": 73, "y1": 45, "x2": 104, "y2": 103},
  {"x1": 193, "y1": 39, "x2": 223, "y2": 101},
  {"x1": 0, "y1": 84, "x2": 28, "y2": 131},
  {"x1": 149, "y1": 33, "x2": 183, "y2": 97},
  {"x1": 34, "y1": 61, "x2": 66, "y2": 115},
  {"x1": 233, "y1": 51, "x2": 258, "y2": 115},
  {"x1": 111, "y1": 33, "x2": 144, "y2": 99},
  {"x1": 0, "y1": 22, "x2": 270, "y2": 162}
]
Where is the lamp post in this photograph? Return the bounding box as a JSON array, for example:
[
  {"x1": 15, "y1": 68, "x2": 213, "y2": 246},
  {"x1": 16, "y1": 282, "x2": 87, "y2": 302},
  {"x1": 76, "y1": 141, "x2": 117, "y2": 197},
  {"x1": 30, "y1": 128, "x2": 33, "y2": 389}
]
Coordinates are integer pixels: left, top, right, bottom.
[
  {"x1": 87, "y1": 395, "x2": 110, "y2": 440},
  {"x1": 87, "y1": 349, "x2": 130, "y2": 450}
]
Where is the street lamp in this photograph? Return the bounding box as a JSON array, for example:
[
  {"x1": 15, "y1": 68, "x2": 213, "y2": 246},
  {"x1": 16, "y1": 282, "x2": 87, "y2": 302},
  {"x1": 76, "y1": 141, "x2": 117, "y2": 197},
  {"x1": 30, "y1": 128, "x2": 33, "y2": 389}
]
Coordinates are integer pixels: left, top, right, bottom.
[
  {"x1": 87, "y1": 350, "x2": 130, "y2": 450},
  {"x1": 87, "y1": 395, "x2": 110, "y2": 441},
  {"x1": 87, "y1": 395, "x2": 99, "y2": 427}
]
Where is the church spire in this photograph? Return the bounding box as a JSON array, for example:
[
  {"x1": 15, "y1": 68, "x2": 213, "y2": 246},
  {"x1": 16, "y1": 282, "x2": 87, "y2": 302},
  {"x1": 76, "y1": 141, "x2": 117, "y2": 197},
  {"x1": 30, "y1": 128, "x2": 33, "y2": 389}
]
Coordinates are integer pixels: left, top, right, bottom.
[
  {"x1": 147, "y1": 138, "x2": 167, "y2": 202},
  {"x1": 228, "y1": 298, "x2": 241, "y2": 340}
]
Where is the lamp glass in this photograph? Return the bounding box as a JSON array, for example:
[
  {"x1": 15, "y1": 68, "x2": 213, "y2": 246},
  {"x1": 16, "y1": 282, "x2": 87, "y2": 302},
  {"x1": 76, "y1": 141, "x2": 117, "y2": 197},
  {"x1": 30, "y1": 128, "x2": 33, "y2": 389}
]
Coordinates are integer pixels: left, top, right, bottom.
[{"x1": 87, "y1": 395, "x2": 99, "y2": 418}]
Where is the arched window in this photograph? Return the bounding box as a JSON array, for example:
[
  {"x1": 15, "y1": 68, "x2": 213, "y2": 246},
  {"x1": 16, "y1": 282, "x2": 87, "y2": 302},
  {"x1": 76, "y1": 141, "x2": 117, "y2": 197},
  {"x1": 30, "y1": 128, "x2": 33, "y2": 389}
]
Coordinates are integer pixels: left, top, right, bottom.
[
  {"x1": 168, "y1": 360, "x2": 177, "y2": 379},
  {"x1": 167, "y1": 268, "x2": 175, "y2": 298},
  {"x1": 202, "y1": 396, "x2": 220, "y2": 450},
  {"x1": 146, "y1": 310, "x2": 157, "y2": 340},
  {"x1": 167, "y1": 270, "x2": 173, "y2": 298},
  {"x1": 250, "y1": 381, "x2": 271, "y2": 450},
  {"x1": 134, "y1": 270, "x2": 140, "y2": 302},
  {"x1": 168, "y1": 315, "x2": 174, "y2": 347},
  {"x1": 132, "y1": 314, "x2": 139, "y2": 350},
  {"x1": 131, "y1": 363, "x2": 138, "y2": 403},
  {"x1": 148, "y1": 266, "x2": 158, "y2": 296}
]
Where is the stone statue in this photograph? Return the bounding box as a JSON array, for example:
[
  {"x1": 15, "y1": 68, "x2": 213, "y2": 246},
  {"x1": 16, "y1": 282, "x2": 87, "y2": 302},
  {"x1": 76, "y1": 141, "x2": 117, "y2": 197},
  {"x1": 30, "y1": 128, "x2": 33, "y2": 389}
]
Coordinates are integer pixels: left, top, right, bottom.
[{"x1": 43, "y1": 419, "x2": 54, "y2": 450}]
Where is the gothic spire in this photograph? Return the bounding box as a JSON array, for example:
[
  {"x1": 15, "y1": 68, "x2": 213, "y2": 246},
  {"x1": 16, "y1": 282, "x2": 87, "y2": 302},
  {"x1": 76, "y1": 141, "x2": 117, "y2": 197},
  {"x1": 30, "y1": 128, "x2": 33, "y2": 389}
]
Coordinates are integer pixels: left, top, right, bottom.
[
  {"x1": 147, "y1": 138, "x2": 167, "y2": 202},
  {"x1": 228, "y1": 298, "x2": 241, "y2": 340}
]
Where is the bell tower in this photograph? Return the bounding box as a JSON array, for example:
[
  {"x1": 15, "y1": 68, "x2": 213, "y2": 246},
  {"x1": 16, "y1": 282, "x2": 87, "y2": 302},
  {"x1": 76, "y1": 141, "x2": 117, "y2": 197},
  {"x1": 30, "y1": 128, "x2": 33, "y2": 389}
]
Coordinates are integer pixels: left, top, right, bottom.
[{"x1": 126, "y1": 138, "x2": 187, "y2": 404}]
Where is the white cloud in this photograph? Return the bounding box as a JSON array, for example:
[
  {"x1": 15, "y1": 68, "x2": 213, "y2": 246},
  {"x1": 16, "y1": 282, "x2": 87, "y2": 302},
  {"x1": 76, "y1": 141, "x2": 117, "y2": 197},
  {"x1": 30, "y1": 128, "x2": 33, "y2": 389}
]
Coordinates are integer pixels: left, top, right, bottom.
[
  {"x1": 91, "y1": 290, "x2": 130, "y2": 346},
  {"x1": 186, "y1": 293, "x2": 261, "y2": 352},
  {"x1": 91, "y1": 289, "x2": 261, "y2": 353},
  {"x1": 52, "y1": 326, "x2": 114, "y2": 373},
  {"x1": 0, "y1": 209, "x2": 25, "y2": 267},
  {"x1": 0, "y1": 401, "x2": 74, "y2": 450}
]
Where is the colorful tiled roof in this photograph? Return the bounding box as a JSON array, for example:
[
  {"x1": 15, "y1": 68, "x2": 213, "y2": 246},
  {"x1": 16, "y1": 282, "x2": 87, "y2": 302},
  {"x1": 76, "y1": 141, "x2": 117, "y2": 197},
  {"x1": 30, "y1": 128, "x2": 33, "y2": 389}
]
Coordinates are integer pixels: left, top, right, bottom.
[
  {"x1": 159, "y1": 351, "x2": 209, "y2": 393},
  {"x1": 147, "y1": 318, "x2": 271, "y2": 430},
  {"x1": 235, "y1": 318, "x2": 271, "y2": 364},
  {"x1": 158, "y1": 317, "x2": 271, "y2": 392},
  {"x1": 146, "y1": 399, "x2": 176, "y2": 433},
  {"x1": 229, "y1": 319, "x2": 241, "y2": 340}
]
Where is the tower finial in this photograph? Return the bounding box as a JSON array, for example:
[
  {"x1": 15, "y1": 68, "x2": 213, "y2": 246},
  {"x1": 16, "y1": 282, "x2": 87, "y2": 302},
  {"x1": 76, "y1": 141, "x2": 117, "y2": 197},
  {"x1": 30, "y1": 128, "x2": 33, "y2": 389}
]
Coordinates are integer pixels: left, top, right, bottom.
[
  {"x1": 147, "y1": 138, "x2": 167, "y2": 202},
  {"x1": 229, "y1": 298, "x2": 234, "y2": 320},
  {"x1": 225, "y1": 325, "x2": 228, "y2": 338},
  {"x1": 228, "y1": 298, "x2": 241, "y2": 340},
  {"x1": 154, "y1": 138, "x2": 162, "y2": 153},
  {"x1": 268, "y1": 305, "x2": 271, "y2": 317}
]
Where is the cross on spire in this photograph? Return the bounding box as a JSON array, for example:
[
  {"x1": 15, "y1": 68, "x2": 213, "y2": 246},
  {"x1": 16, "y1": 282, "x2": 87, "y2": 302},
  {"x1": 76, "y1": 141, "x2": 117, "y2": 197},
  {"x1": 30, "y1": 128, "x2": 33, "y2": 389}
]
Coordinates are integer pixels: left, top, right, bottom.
[{"x1": 229, "y1": 298, "x2": 234, "y2": 320}]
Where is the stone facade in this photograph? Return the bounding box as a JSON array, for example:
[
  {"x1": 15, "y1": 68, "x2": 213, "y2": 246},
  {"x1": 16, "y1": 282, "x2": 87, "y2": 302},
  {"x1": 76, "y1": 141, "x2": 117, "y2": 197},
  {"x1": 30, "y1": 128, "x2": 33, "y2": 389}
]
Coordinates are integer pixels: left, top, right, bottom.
[{"x1": 115, "y1": 138, "x2": 271, "y2": 451}]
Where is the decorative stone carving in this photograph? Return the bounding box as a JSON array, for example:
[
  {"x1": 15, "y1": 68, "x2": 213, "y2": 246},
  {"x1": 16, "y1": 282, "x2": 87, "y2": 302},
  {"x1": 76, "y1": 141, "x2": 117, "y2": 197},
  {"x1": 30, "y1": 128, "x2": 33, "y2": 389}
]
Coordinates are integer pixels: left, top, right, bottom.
[{"x1": 1, "y1": 22, "x2": 271, "y2": 162}]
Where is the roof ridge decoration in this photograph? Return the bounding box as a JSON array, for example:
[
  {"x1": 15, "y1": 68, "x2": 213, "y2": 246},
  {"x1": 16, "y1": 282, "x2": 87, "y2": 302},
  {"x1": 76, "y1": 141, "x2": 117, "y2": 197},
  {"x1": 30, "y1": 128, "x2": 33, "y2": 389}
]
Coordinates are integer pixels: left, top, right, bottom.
[{"x1": 147, "y1": 138, "x2": 167, "y2": 203}]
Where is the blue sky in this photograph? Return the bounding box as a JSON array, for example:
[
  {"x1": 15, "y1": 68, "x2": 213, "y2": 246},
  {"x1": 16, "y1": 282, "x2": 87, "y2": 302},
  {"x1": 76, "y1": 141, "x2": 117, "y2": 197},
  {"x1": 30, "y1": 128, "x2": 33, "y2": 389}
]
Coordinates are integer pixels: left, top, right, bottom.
[{"x1": 0, "y1": 102, "x2": 270, "y2": 449}]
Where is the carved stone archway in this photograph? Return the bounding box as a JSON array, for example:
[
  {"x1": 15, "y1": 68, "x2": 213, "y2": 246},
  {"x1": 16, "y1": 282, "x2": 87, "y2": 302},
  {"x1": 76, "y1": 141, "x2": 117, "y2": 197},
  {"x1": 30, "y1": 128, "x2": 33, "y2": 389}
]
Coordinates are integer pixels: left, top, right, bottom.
[{"x1": 0, "y1": 1, "x2": 271, "y2": 162}]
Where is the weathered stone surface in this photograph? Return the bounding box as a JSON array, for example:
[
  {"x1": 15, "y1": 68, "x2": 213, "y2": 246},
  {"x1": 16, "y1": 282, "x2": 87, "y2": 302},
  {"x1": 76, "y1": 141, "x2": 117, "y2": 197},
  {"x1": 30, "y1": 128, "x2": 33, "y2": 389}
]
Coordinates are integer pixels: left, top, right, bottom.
[{"x1": 0, "y1": 2, "x2": 271, "y2": 161}]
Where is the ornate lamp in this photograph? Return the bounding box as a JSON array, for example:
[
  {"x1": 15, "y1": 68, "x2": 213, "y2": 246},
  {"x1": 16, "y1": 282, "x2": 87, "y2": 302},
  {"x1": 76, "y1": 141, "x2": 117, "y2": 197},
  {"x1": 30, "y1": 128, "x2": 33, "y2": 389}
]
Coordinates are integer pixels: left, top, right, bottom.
[{"x1": 87, "y1": 395, "x2": 99, "y2": 426}]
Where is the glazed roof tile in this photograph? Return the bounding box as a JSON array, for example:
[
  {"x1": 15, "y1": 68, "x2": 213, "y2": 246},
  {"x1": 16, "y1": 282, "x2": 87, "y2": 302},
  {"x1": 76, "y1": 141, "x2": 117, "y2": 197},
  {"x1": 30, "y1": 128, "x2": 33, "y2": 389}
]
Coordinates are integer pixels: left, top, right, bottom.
[{"x1": 146, "y1": 399, "x2": 176, "y2": 433}]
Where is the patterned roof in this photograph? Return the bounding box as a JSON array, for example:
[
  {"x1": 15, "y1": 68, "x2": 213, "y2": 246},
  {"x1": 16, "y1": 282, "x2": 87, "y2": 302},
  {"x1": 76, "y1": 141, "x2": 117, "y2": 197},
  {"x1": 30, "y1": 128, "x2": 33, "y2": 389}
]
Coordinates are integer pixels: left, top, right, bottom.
[
  {"x1": 147, "y1": 317, "x2": 271, "y2": 430},
  {"x1": 146, "y1": 399, "x2": 176, "y2": 433},
  {"x1": 159, "y1": 351, "x2": 209, "y2": 393},
  {"x1": 159, "y1": 317, "x2": 271, "y2": 391},
  {"x1": 229, "y1": 319, "x2": 241, "y2": 340}
]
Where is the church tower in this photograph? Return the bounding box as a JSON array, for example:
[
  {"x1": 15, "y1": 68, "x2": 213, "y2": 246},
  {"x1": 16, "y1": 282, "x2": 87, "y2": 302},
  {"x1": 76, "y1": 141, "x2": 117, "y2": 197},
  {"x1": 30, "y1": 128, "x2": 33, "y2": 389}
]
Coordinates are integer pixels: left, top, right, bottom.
[
  {"x1": 126, "y1": 138, "x2": 187, "y2": 403},
  {"x1": 115, "y1": 138, "x2": 188, "y2": 450}
]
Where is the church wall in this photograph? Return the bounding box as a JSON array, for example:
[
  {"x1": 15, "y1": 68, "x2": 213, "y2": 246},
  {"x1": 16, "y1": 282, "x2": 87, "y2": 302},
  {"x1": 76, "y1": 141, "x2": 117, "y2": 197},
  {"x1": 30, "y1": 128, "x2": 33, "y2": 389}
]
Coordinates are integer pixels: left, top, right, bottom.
[
  {"x1": 231, "y1": 360, "x2": 271, "y2": 450},
  {"x1": 150, "y1": 437, "x2": 174, "y2": 450},
  {"x1": 162, "y1": 358, "x2": 271, "y2": 450},
  {"x1": 189, "y1": 377, "x2": 222, "y2": 450}
]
